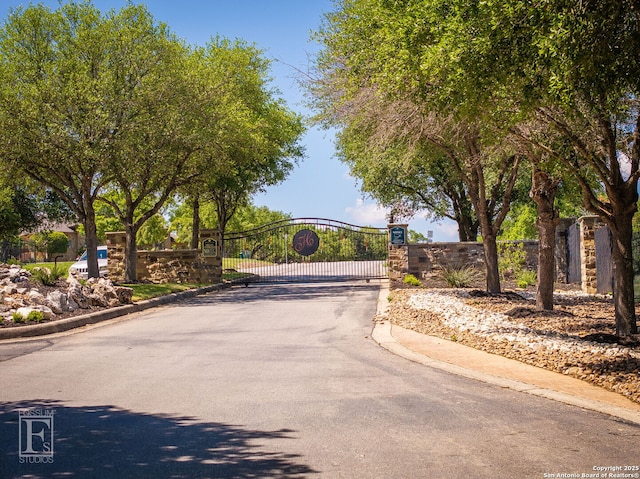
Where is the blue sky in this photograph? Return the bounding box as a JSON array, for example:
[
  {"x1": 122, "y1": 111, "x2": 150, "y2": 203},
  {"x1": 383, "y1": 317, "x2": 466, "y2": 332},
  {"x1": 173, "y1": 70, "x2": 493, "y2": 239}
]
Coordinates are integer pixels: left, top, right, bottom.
[{"x1": 1, "y1": 1, "x2": 459, "y2": 241}]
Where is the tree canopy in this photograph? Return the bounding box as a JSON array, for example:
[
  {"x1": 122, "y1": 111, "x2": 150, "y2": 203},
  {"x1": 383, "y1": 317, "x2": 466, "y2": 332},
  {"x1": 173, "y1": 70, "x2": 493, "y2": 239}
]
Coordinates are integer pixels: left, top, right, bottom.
[
  {"x1": 0, "y1": 1, "x2": 305, "y2": 281},
  {"x1": 310, "y1": 0, "x2": 639, "y2": 333}
]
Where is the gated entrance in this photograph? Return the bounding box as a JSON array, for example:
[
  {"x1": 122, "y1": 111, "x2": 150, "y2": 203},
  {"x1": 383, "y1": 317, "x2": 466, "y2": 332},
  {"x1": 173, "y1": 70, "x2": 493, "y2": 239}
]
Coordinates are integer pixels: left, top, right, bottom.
[{"x1": 222, "y1": 218, "x2": 388, "y2": 283}]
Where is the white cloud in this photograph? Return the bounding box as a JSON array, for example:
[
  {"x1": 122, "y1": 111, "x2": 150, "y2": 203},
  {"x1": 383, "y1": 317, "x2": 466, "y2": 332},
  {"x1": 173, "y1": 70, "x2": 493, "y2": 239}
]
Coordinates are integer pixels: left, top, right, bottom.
[
  {"x1": 425, "y1": 220, "x2": 460, "y2": 242},
  {"x1": 344, "y1": 198, "x2": 389, "y2": 226},
  {"x1": 343, "y1": 200, "x2": 461, "y2": 241}
]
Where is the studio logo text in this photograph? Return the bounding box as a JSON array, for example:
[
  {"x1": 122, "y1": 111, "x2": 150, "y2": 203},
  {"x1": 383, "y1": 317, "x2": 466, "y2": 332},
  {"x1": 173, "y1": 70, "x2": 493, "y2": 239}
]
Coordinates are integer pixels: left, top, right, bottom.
[{"x1": 19, "y1": 409, "x2": 54, "y2": 463}]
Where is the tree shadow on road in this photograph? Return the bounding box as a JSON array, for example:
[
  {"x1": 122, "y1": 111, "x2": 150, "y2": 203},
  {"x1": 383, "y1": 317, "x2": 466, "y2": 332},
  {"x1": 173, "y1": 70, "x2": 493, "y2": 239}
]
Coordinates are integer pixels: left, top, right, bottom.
[{"x1": 0, "y1": 399, "x2": 317, "y2": 479}]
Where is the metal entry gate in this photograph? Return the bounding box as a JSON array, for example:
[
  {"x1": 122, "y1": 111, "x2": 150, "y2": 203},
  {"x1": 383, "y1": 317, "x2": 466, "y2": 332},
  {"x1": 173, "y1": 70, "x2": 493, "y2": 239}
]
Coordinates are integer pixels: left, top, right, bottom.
[{"x1": 223, "y1": 218, "x2": 388, "y2": 283}]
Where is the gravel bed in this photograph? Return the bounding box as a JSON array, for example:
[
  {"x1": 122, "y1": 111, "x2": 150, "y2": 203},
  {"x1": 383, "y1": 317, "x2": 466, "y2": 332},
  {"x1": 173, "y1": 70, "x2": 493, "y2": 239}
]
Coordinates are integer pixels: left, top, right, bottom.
[{"x1": 384, "y1": 285, "x2": 640, "y2": 404}]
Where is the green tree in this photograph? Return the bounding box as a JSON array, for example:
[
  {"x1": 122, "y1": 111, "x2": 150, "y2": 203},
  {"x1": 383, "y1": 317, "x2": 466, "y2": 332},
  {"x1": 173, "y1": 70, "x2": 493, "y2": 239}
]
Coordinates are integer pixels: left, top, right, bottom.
[
  {"x1": 28, "y1": 230, "x2": 68, "y2": 261},
  {"x1": 96, "y1": 6, "x2": 200, "y2": 282},
  {"x1": 427, "y1": 0, "x2": 640, "y2": 335},
  {"x1": 0, "y1": 186, "x2": 38, "y2": 242},
  {"x1": 136, "y1": 214, "x2": 169, "y2": 250},
  {"x1": 0, "y1": 175, "x2": 75, "y2": 261},
  {"x1": 0, "y1": 2, "x2": 113, "y2": 277},
  {"x1": 310, "y1": 1, "x2": 521, "y2": 293},
  {"x1": 186, "y1": 38, "x2": 305, "y2": 247},
  {"x1": 0, "y1": 2, "x2": 192, "y2": 281},
  {"x1": 46, "y1": 231, "x2": 70, "y2": 261},
  {"x1": 338, "y1": 120, "x2": 478, "y2": 241}
]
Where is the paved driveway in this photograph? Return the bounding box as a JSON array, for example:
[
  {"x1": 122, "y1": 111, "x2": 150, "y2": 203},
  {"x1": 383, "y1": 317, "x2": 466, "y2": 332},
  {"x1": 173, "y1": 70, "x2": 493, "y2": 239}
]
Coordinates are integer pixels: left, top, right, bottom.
[{"x1": 0, "y1": 281, "x2": 638, "y2": 478}]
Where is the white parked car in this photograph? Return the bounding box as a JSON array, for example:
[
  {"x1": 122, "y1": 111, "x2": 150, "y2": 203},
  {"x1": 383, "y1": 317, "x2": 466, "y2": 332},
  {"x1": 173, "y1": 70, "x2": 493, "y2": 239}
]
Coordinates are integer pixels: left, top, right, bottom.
[{"x1": 69, "y1": 245, "x2": 108, "y2": 279}]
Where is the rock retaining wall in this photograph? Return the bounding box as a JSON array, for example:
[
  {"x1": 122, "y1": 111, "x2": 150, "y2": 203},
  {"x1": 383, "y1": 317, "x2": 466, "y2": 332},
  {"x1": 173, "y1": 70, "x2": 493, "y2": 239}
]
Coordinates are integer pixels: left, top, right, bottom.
[
  {"x1": 388, "y1": 217, "x2": 606, "y2": 294},
  {"x1": 106, "y1": 230, "x2": 222, "y2": 284}
]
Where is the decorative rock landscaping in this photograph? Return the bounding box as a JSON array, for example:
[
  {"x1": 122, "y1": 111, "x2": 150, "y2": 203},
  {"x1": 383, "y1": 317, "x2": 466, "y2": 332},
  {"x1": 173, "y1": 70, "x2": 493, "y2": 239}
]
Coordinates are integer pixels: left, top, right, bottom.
[
  {"x1": 384, "y1": 285, "x2": 640, "y2": 404},
  {"x1": 0, "y1": 264, "x2": 133, "y2": 327}
]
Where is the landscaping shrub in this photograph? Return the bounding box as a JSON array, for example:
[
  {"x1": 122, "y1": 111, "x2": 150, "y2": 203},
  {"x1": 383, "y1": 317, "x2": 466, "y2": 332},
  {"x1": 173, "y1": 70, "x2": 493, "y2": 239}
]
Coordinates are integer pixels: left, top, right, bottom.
[
  {"x1": 437, "y1": 264, "x2": 478, "y2": 288},
  {"x1": 27, "y1": 310, "x2": 46, "y2": 323},
  {"x1": 31, "y1": 266, "x2": 66, "y2": 286},
  {"x1": 498, "y1": 242, "x2": 527, "y2": 281},
  {"x1": 12, "y1": 310, "x2": 46, "y2": 323},
  {"x1": 516, "y1": 269, "x2": 537, "y2": 288},
  {"x1": 403, "y1": 274, "x2": 421, "y2": 287}
]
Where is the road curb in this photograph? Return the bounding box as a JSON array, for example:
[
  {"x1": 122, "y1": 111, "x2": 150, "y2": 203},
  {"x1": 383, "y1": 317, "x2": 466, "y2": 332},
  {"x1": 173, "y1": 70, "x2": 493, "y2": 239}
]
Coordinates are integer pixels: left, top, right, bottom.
[
  {"x1": 372, "y1": 282, "x2": 640, "y2": 426},
  {"x1": 0, "y1": 282, "x2": 231, "y2": 340}
]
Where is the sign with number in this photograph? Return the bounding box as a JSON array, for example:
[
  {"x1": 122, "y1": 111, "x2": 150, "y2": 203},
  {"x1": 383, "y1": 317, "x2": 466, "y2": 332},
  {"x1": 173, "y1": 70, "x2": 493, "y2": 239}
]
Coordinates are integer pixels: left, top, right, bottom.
[
  {"x1": 202, "y1": 239, "x2": 218, "y2": 257},
  {"x1": 390, "y1": 226, "x2": 406, "y2": 245},
  {"x1": 293, "y1": 229, "x2": 319, "y2": 256}
]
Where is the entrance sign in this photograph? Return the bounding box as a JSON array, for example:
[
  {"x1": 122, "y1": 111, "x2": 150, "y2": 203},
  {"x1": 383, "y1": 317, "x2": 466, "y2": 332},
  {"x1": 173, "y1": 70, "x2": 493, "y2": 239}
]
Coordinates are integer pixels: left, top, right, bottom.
[
  {"x1": 390, "y1": 226, "x2": 406, "y2": 245},
  {"x1": 293, "y1": 229, "x2": 320, "y2": 256},
  {"x1": 202, "y1": 239, "x2": 219, "y2": 257}
]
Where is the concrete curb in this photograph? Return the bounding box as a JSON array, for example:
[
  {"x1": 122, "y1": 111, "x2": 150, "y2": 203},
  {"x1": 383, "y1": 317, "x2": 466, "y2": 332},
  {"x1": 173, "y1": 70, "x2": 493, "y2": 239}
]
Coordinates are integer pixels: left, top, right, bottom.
[
  {"x1": 0, "y1": 282, "x2": 231, "y2": 340},
  {"x1": 372, "y1": 281, "x2": 640, "y2": 426}
]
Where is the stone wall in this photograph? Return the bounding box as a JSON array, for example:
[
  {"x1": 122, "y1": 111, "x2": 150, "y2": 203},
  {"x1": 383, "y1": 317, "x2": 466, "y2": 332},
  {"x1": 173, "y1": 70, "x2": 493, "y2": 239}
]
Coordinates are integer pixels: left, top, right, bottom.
[
  {"x1": 389, "y1": 216, "x2": 604, "y2": 294},
  {"x1": 106, "y1": 229, "x2": 222, "y2": 284},
  {"x1": 579, "y1": 215, "x2": 606, "y2": 294},
  {"x1": 407, "y1": 241, "x2": 486, "y2": 279},
  {"x1": 387, "y1": 218, "x2": 604, "y2": 293},
  {"x1": 554, "y1": 218, "x2": 574, "y2": 284},
  {"x1": 402, "y1": 240, "x2": 538, "y2": 279},
  {"x1": 388, "y1": 244, "x2": 409, "y2": 283}
]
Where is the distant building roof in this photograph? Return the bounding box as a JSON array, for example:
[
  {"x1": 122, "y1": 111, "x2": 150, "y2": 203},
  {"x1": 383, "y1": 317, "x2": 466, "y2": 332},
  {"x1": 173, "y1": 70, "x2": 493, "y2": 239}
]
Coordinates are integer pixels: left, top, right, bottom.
[{"x1": 20, "y1": 223, "x2": 80, "y2": 237}]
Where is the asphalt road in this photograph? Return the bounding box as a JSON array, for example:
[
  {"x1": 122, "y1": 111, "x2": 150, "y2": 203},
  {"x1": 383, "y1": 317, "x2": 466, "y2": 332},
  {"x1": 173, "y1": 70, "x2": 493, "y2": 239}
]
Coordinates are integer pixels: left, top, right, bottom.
[{"x1": 0, "y1": 281, "x2": 639, "y2": 479}]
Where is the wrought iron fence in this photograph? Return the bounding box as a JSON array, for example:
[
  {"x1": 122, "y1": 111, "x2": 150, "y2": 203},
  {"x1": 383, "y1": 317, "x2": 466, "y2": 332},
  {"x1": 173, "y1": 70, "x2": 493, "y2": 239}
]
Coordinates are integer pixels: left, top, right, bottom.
[{"x1": 223, "y1": 218, "x2": 388, "y2": 283}]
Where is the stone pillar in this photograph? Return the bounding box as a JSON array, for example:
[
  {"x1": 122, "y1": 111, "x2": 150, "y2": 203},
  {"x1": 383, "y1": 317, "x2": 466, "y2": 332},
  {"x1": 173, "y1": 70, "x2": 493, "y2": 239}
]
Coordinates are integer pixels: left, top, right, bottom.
[
  {"x1": 199, "y1": 229, "x2": 222, "y2": 284},
  {"x1": 106, "y1": 232, "x2": 126, "y2": 283},
  {"x1": 554, "y1": 217, "x2": 575, "y2": 284},
  {"x1": 388, "y1": 224, "x2": 409, "y2": 283},
  {"x1": 579, "y1": 215, "x2": 602, "y2": 294}
]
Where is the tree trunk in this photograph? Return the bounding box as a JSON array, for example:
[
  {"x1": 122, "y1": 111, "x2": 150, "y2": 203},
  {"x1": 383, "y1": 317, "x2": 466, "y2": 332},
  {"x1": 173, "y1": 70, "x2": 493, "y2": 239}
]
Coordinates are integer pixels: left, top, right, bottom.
[
  {"x1": 483, "y1": 233, "x2": 501, "y2": 293},
  {"x1": 535, "y1": 218, "x2": 558, "y2": 310},
  {"x1": 124, "y1": 222, "x2": 138, "y2": 283},
  {"x1": 83, "y1": 201, "x2": 100, "y2": 279},
  {"x1": 456, "y1": 214, "x2": 478, "y2": 242},
  {"x1": 530, "y1": 169, "x2": 560, "y2": 311},
  {"x1": 610, "y1": 216, "x2": 639, "y2": 336},
  {"x1": 191, "y1": 195, "x2": 200, "y2": 250},
  {"x1": 476, "y1": 196, "x2": 501, "y2": 293}
]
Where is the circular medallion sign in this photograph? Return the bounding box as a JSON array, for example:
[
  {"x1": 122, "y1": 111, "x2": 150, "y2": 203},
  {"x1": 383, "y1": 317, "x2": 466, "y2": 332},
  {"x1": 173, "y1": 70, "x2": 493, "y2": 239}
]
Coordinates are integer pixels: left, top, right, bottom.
[{"x1": 293, "y1": 229, "x2": 320, "y2": 256}]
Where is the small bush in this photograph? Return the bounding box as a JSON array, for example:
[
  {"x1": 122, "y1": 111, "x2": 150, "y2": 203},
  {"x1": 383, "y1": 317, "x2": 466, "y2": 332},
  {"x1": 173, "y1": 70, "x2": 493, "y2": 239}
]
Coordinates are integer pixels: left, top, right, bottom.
[
  {"x1": 27, "y1": 310, "x2": 46, "y2": 323},
  {"x1": 403, "y1": 274, "x2": 422, "y2": 287},
  {"x1": 498, "y1": 242, "x2": 527, "y2": 280},
  {"x1": 438, "y1": 264, "x2": 478, "y2": 288},
  {"x1": 31, "y1": 266, "x2": 66, "y2": 286},
  {"x1": 516, "y1": 269, "x2": 537, "y2": 288},
  {"x1": 12, "y1": 310, "x2": 46, "y2": 323}
]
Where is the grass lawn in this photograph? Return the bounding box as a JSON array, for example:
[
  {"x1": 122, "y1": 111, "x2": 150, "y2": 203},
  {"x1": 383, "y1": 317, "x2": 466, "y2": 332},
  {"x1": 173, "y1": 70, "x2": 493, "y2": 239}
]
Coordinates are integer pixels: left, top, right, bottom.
[
  {"x1": 22, "y1": 261, "x2": 75, "y2": 274},
  {"x1": 122, "y1": 283, "x2": 204, "y2": 302},
  {"x1": 223, "y1": 257, "x2": 272, "y2": 269}
]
